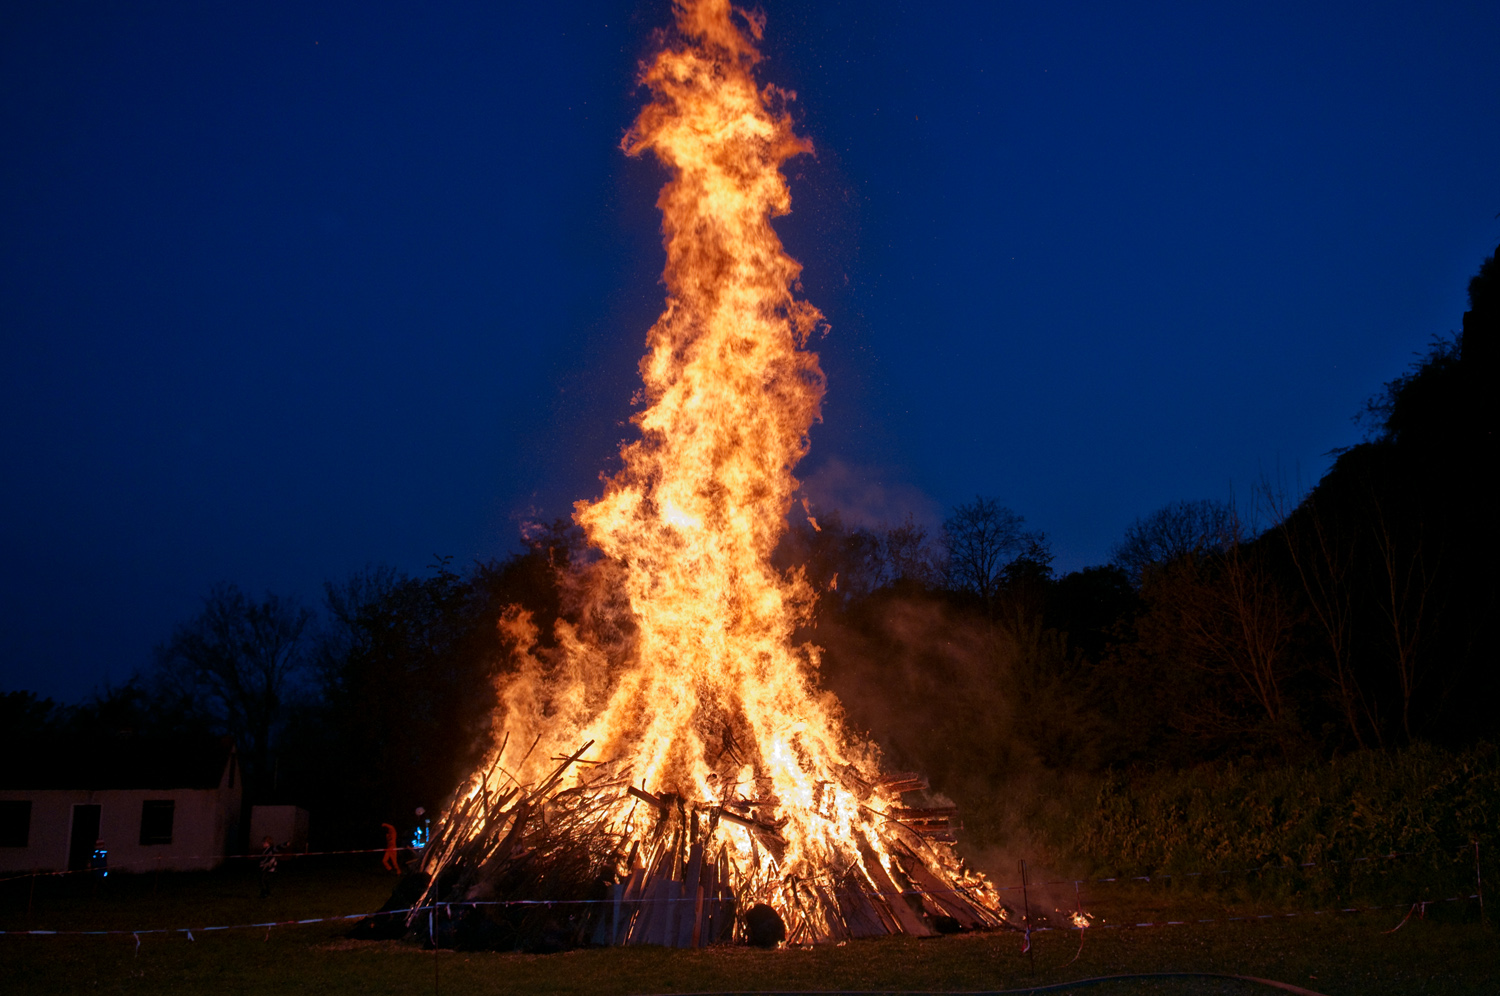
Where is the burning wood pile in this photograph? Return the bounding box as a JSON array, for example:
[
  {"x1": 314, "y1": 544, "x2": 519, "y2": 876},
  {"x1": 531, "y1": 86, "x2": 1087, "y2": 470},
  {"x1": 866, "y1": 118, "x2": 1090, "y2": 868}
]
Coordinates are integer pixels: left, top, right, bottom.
[
  {"x1": 387, "y1": 737, "x2": 1005, "y2": 951},
  {"x1": 356, "y1": 0, "x2": 1010, "y2": 951}
]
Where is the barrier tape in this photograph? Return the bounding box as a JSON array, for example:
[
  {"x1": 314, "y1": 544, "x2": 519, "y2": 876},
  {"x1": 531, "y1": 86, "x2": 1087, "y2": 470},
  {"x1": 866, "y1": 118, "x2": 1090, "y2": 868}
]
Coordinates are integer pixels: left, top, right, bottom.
[{"x1": 0, "y1": 893, "x2": 1482, "y2": 940}]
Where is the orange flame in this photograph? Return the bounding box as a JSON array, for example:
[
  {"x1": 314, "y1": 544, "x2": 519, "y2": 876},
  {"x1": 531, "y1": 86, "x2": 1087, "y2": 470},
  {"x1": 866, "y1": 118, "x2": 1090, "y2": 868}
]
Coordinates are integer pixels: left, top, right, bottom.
[{"x1": 448, "y1": 0, "x2": 998, "y2": 931}]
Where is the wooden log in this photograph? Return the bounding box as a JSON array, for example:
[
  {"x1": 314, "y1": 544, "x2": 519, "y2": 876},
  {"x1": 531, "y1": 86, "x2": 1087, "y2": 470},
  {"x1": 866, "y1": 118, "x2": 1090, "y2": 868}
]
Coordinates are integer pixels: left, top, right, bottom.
[
  {"x1": 839, "y1": 764, "x2": 874, "y2": 799},
  {"x1": 713, "y1": 807, "x2": 784, "y2": 838},
  {"x1": 714, "y1": 807, "x2": 756, "y2": 828},
  {"x1": 487, "y1": 802, "x2": 532, "y2": 869},
  {"x1": 892, "y1": 849, "x2": 998, "y2": 929},
  {"x1": 879, "y1": 772, "x2": 929, "y2": 793},
  {"x1": 857, "y1": 841, "x2": 935, "y2": 937},
  {"x1": 888, "y1": 806, "x2": 959, "y2": 820},
  {"x1": 628, "y1": 785, "x2": 668, "y2": 811},
  {"x1": 531, "y1": 740, "x2": 596, "y2": 798}
]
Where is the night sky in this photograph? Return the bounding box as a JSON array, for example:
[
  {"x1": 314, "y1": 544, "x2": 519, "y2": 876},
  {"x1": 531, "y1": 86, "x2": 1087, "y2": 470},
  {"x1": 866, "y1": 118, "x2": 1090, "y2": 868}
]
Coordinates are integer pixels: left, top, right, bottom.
[{"x1": 3, "y1": 1, "x2": 1497, "y2": 702}]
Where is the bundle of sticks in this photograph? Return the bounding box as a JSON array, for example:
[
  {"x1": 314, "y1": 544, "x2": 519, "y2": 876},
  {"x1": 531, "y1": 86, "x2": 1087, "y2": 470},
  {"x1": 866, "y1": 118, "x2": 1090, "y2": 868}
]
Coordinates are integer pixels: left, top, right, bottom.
[{"x1": 380, "y1": 737, "x2": 1007, "y2": 951}]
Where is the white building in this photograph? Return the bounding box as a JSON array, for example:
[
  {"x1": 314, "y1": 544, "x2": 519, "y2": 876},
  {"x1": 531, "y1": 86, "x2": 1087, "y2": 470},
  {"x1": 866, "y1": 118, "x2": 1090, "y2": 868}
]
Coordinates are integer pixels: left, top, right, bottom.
[
  {"x1": 0, "y1": 738, "x2": 241, "y2": 874},
  {"x1": 249, "y1": 804, "x2": 309, "y2": 850}
]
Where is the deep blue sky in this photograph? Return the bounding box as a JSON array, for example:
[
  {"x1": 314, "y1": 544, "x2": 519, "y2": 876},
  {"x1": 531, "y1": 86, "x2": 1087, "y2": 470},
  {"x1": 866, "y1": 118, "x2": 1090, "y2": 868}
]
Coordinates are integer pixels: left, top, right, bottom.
[{"x1": 3, "y1": 1, "x2": 1497, "y2": 702}]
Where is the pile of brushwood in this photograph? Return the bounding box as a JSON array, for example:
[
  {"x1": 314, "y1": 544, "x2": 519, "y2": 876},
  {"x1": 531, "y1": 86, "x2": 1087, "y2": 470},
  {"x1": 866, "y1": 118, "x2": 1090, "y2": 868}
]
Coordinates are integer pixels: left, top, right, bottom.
[
  {"x1": 350, "y1": 740, "x2": 1009, "y2": 952},
  {"x1": 351, "y1": 743, "x2": 626, "y2": 952}
]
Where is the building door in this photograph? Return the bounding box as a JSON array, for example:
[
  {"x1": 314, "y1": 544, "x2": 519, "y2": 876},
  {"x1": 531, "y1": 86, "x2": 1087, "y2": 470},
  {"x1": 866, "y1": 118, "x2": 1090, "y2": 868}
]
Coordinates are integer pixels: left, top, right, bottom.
[{"x1": 68, "y1": 804, "x2": 101, "y2": 871}]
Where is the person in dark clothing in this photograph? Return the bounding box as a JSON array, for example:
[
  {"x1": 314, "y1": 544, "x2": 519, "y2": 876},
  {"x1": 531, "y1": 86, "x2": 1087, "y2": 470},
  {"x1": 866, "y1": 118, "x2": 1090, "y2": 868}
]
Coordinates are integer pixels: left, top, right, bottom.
[{"x1": 258, "y1": 836, "x2": 280, "y2": 898}]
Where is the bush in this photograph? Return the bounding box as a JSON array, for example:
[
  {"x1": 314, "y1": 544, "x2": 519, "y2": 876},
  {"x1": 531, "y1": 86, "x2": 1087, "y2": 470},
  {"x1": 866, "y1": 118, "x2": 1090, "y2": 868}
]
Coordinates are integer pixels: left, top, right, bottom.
[{"x1": 962, "y1": 742, "x2": 1498, "y2": 905}]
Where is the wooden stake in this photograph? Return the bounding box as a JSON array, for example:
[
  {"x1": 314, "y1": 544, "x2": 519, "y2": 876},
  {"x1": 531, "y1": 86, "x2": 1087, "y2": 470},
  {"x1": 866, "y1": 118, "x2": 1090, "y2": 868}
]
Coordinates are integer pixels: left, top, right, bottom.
[
  {"x1": 1019, "y1": 859, "x2": 1034, "y2": 974},
  {"x1": 1476, "y1": 840, "x2": 1486, "y2": 926}
]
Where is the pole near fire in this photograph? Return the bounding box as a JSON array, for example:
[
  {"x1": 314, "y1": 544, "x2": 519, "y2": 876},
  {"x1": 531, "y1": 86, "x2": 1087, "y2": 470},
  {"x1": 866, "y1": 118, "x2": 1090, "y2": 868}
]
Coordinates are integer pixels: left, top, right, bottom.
[
  {"x1": 1020, "y1": 859, "x2": 1035, "y2": 973},
  {"x1": 1476, "y1": 840, "x2": 1486, "y2": 927}
]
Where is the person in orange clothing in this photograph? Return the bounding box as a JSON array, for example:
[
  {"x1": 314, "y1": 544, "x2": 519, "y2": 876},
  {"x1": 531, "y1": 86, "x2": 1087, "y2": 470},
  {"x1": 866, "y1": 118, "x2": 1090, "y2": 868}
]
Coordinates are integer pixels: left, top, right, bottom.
[{"x1": 381, "y1": 822, "x2": 400, "y2": 873}]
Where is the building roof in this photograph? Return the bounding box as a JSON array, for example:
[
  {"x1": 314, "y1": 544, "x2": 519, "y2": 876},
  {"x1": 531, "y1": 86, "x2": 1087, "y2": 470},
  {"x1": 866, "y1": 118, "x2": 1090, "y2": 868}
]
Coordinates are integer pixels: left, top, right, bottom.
[{"x1": 0, "y1": 734, "x2": 237, "y2": 791}]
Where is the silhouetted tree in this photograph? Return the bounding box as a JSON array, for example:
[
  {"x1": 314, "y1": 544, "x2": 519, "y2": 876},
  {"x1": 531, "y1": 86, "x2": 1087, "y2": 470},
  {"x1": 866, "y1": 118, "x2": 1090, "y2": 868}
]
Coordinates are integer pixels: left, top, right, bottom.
[
  {"x1": 154, "y1": 584, "x2": 312, "y2": 797},
  {"x1": 943, "y1": 497, "x2": 1040, "y2": 613},
  {"x1": 1267, "y1": 480, "x2": 1380, "y2": 748},
  {"x1": 298, "y1": 543, "x2": 571, "y2": 845},
  {"x1": 881, "y1": 514, "x2": 943, "y2": 589},
  {"x1": 1369, "y1": 497, "x2": 1439, "y2": 742},
  {"x1": 1111, "y1": 499, "x2": 1233, "y2": 586}
]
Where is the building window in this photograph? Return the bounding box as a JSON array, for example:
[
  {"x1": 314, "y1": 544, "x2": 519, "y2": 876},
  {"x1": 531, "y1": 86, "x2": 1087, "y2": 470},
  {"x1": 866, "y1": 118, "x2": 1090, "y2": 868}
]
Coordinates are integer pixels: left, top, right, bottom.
[
  {"x1": 139, "y1": 800, "x2": 175, "y2": 846},
  {"x1": 0, "y1": 800, "x2": 30, "y2": 847}
]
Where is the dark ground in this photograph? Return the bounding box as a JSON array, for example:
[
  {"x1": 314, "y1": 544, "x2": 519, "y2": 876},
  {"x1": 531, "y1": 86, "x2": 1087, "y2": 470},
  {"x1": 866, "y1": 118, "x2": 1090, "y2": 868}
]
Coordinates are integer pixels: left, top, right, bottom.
[{"x1": 1, "y1": 857, "x2": 1494, "y2": 995}]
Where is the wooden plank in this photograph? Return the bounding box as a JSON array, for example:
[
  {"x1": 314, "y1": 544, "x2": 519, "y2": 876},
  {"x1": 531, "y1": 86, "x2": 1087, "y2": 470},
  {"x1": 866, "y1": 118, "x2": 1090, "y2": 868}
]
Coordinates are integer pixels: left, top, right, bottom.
[
  {"x1": 609, "y1": 879, "x2": 624, "y2": 945},
  {"x1": 708, "y1": 879, "x2": 734, "y2": 945},
  {"x1": 644, "y1": 874, "x2": 675, "y2": 946},
  {"x1": 813, "y1": 884, "x2": 850, "y2": 943},
  {"x1": 893, "y1": 851, "x2": 993, "y2": 928},
  {"x1": 891, "y1": 843, "x2": 992, "y2": 923},
  {"x1": 879, "y1": 772, "x2": 929, "y2": 793},
  {"x1": 626, "y1": 875, "x2": 660, "y2": 945},
  {"x1": 629, "y1": 785, "x2": 668, "y2": 811},
  {"x1": 616, "y1": 870, "x2": 643, "y2": 944},
  {"x1": 678, "y1": 843, "x2": 703, "y2": 948},
  {"x1": 713, "y1": 807, "x2": 786, "y2": 841},
  {"x1": 702, "y1": 872, "x2": 721, "y2": 946},
  {"x1": 854, "y1": 870, "x2": 903, "y2": 936},
  {"x1": 653, "y1": 880, "x2": 683, "y2": 946},
  {"x1": 834, "y1": 880, "x2": 887, "y2": 938},
  {"x1": 858, "y1": 845, "x2": 935, "y2": 937},
  {"x1": 622, "y1": 864, "x2": 645, "y2": 903},
  {"x1": 690, "y1": 885, "x2": 705, "y2": 947},
  {"x1": 888, "y1": 806, "x2": 959, "y2": 819}
]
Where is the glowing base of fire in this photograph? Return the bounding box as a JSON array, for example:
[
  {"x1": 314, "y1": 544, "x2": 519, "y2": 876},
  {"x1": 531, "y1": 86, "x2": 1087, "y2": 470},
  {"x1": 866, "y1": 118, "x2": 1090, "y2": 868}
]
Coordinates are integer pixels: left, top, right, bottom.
[{"x1": 409, "y1": 741, "x2": 1006, "y2": 949}]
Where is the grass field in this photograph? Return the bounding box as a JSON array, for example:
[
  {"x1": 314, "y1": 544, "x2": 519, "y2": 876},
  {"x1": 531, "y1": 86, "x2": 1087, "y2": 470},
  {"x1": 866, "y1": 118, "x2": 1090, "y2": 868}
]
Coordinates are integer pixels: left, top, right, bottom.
[{"x1": 2, "y1": 858, "x2": 1494, "y2": 995}]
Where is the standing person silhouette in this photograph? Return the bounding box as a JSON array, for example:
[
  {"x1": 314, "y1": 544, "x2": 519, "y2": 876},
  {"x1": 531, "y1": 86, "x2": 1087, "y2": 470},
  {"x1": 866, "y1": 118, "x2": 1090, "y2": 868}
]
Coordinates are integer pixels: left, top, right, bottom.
[
  {"x1": 258, "y1": 836, "x2": 279, "y2": 898},
  {"x1": 381, "y1": 823, "x2": 401, "y2": 873}
]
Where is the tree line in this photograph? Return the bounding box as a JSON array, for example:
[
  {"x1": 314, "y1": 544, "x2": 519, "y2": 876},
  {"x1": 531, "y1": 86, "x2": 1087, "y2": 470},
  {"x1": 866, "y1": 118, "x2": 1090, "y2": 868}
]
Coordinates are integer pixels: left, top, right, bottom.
[
  {"x1": 4, "y1": 244, "x2": 1493, "y2": 849},
  {"x1": 807, "y1": 243, "x2": 1495, "y2": 803}
]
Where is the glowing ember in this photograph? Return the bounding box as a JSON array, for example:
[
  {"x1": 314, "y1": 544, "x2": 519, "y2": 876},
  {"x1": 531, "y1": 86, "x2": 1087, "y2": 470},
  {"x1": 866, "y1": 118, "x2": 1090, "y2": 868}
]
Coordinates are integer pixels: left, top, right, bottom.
[{"x1": 420, "y1": 0, "x2": 1001, "y2": 945}]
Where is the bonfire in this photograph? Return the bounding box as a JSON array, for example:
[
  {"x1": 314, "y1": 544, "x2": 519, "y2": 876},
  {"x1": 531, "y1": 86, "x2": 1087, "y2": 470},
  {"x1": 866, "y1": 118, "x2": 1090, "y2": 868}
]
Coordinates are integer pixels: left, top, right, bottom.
[{"x1": 371, "y1": 0, "x2": 1006, "y2": 950}]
